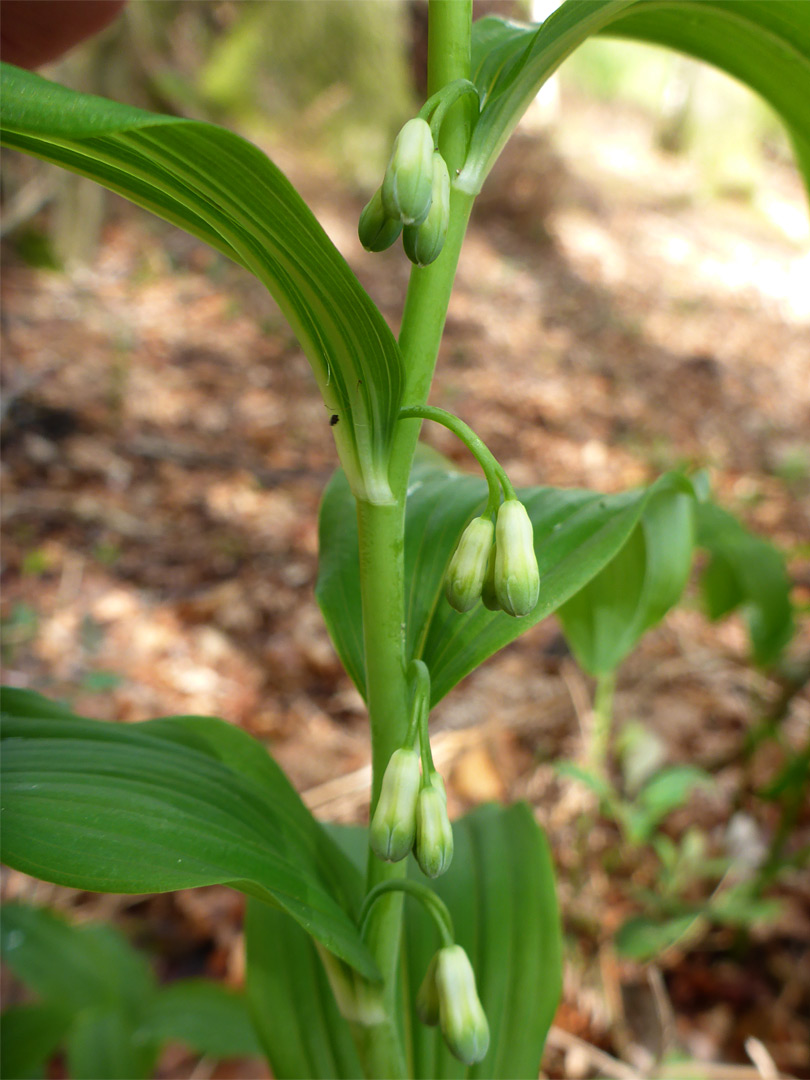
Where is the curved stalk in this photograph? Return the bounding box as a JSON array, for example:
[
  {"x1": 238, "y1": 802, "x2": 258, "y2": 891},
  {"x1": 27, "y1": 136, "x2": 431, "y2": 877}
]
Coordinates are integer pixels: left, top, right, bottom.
[
  {"x1": 360, "y1": 880, "x2": 455, "y2": 949},
  {"x1": 399, "y1": 404, "x2": 515, "y2": 514}
]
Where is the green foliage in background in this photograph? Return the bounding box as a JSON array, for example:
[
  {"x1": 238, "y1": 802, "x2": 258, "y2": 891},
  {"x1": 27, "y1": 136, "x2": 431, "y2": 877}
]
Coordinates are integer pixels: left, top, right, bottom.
[
  {"x1": 1, "y1": 1, "x2": 807, "y2": 1077},
  {"x1": 0, "y1": 901, "x2": 261, "y2": 1079}
]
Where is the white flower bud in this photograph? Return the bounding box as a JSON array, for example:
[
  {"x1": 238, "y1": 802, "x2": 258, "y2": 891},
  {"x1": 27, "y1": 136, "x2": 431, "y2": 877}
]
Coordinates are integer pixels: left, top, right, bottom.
[
  {"x1": 436, "y1": 945, "x2": 490, "y2": 1065},
  {"x1": 382, "y1": 118, "x2": 435, "y2": 225},
  {"x1": 494, "y1": 499, "x2": 540, "y2": 617},
  {"x1": 445, "y1": 516, "x2": 495, "y2": 613},
  {"x1": 414, "y1": 780, "x2": 454, "y2": 878},
  {"x1": 369, "y1": 748, "x2": 420, "y2": 862}
]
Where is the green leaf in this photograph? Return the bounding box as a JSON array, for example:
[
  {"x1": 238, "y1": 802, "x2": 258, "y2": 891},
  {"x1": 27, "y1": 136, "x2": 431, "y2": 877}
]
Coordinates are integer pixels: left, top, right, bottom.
[
  {"x1": 558, "y1": 487, "x2": 695, "y2": 675},
  {"x1": 139, "y1": 713, "x2": 365, "y2": 921},
  {"x1": 708, "y1": 886, "x2": 782, "y2": 927},
  {"x1": 0, "y1": 63, "x2": 403, "y2": 504},
  {"x1": 407, "y1": 804, "x2": 561, "y2": 1080},
  {"x1": 0, "y1": 902, "x2": 155, "y2": 1013},
  {"x1": 0, "y1": 903, "x2": 158, "y2": 1079},
  {"x1": 66, "y1": 1006, "x2": 157, "y2": 1080},
  {"x1": 317, "y1": 449, "x2": 694, "y2": 703},
  {"x1": 0, "y1": 1003, "x2": 71, "y2": 1080},
  {"x1": 245, "y1": 897, "x2": 364, "y2": 1080},
  {"x1": 461, "y1": 2, "x2": 810, "y2": 196},
  {"x1": 0, "y1": 690, "x2": 377, "y2": 980},
  {"x1": 1, "y1": 900, "x2": 264, "y2": 1071},
  {"x1": 637, "y1": 766, "x2": 710, "y2": 818},
  {"x1": 614, "y1": 912, "x2": 704, "y2": 961},
  {"x1": 554, "y1": 761, "x2": 614, "y2": 801},
  {"x1": 138, "y1": 980, "x2": 263, "y2": 1059},
  {"x1": 623, "y1": 766, "x2": 710, "y2": 844},
  {"x1": 245, "y1": 805, "x2": 561, "y2": 1080},
  {"x1": 696, "y1": 502, "x2": 794, "y2": 666}
]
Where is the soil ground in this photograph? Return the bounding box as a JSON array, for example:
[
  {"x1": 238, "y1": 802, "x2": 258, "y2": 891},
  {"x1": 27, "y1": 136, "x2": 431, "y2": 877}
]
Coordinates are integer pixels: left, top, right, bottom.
[{"x1": 2, "y1": 90, "x2": 809, "y2": 1079}]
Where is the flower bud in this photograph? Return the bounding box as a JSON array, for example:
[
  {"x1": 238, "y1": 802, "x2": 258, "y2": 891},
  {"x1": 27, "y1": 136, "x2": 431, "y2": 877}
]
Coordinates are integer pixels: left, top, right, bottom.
[
  {"x1": 358, "y1": 187, "x2": 402, "y2": 252},
  {"x1": 445, "y1": 516, "x2": 495, "y2": 613},
  {"x1": 369, "y1": 748, "x2": 420, "y2": 862},
  {"x1": 415, "y1": 780, "x2": 454, "y2": 878},
  {"x1": 382, "y1": 118, "x2": 435, "y2": 225},
  {"x1": 494, "y1": 499, "x2": 540, "y2": 617},
  {"x1": 402, "y1": 151, "x2": 451, "y2": 267},
  {"x1": 415, "y1": 951, "x2": 440, "y2": 1026},
  {"x1": 436, "y1": 945, "x2": 490, "y2": 1065}
]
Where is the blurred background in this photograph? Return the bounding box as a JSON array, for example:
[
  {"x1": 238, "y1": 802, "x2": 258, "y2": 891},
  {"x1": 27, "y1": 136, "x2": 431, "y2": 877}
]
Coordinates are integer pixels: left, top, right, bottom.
[{"x1": 1, "y1": 2, "x2": 808, "y2": 1078}]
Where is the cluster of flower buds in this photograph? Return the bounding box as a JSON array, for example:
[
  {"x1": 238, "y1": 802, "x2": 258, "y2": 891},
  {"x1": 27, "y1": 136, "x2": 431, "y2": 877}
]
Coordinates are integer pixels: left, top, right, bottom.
[
  {"x1": 446, "y1": 498, "x2": 540, "y2": 617},
  {"x1": 358, "y1": 117, "x2": 451, "y2": 267},
  {"x1": 370, "y1": 752, "x2": 454, "y2": 878},
  {"x1": 416, "y1": 945, "x2": 490, "y2": 1064}
]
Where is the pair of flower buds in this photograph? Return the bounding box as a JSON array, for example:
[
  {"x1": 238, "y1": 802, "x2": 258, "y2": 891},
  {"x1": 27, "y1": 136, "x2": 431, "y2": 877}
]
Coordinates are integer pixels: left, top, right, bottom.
[
  {"x1": 359, "y1": 117, "x2": 450, "y2": 267},
  {"x1": 446, "y1": 498, "x2": 540, "y2": 617},
  {"x1": 370, "y1": 750, "x2": 453, "y2": 878}
]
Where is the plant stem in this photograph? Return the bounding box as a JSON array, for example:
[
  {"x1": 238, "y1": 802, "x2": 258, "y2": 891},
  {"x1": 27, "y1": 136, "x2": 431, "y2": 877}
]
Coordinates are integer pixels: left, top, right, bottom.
[
  {"x1": 356, "y1": 500, "x2": 410, "y2": 1079},
  {"x1": 390, "y1": 0, "x2": 474, "y2": 497},
  {"x1": 355, "y1": 4, "x2": 473, "y2": 1076},
  {"x1": 591, "y1": 670, "x2": 616, "y2": 775}
]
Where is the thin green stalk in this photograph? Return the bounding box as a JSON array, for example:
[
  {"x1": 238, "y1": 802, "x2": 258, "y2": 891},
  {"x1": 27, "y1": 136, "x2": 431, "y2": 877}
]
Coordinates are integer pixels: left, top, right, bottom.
[
  {"x1": 399, "y1": 404, "x2": 515, "y2": 513},
  {"x1": 591, "y1": 670, "x2": 616, "y2": 774},
  {"x1": 360, "y1": 880, "x2": 455, "y2": 949}
]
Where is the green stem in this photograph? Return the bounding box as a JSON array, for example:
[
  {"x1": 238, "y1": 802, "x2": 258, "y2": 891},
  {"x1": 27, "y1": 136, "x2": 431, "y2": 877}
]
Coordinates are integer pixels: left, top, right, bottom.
[
  {"x1": 408, "y1": 659, "x2": 436, "y2": 778},
  {"x1": 399, "y1": 404, "x2": 514, "y2": 514},
  {"x1": 591, "y1": 670, "x2": 616, "y2": 775},
  {"x1": 428, "y1": 0, "x2": 474, "y2": 174},
  {"x1": 360, "y1": 880, "x2": 455, "y2": 949},
  {"x1": 390, "y1": 0, "x2": 474, "y2": 499},
  {"x1": 407, "y1": 659, "x2": 431, "y2": 752},
  {"x1": 356, "y1": 500, "x2": 409, "y2": 1079},
  {"x1": 355, "y1": 4, "x2": 473, "y2": 1076},
  {"x1": 390, "y1": 189, "x2": 474, "y2": 497}
]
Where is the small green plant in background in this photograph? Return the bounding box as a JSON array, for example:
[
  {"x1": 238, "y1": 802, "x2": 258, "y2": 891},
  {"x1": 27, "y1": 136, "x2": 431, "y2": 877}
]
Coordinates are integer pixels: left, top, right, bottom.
[
  {"x1": 555, "y1": 483, "x2": 800, "y2": 962},
  {"x1": 1, "y1": 2, "x2": 809, "y2": 1078},
  {"x1": 0, "y1": 902, "x2": 263, "y2": 1079}
]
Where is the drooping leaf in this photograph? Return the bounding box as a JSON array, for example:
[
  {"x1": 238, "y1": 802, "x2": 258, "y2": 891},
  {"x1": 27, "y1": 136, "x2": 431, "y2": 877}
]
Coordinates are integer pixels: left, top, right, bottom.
[
  {"x1": 460, "y1": 2, "x2": 810, "y2": 197},
  {"x1": 139, "y1": 712, "x2": 365, "y2": 920},
  {"x1": 139, "y1": 980, "x2": 263, "y2": 1060},
  {"x1": 0, "y1": 63, "x2": 402, "y2": 504},
  {"x1": 696, "y1": 502, "x2": 794, "y2": 666},
  {"x1": 245, "y1": 804, "x2": 561, "y2": 1080},
  {"x1": 0, "y1": 689, "x2": 377, "y2": 979},
  {"x1": 0, "y1": 1003, "x2": 71, "y2": 1080},
  {"x1": 557, "y1": 486, "x2": 695, "y2": 675},
  {"x1": 317, "y1": 449, "x2": 694, "y2": 703}
]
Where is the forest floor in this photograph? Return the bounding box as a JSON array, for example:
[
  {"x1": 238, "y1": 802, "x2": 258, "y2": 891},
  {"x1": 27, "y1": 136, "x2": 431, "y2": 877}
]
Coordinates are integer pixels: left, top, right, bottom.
[{"x1": 2, "y1": 90, "x2": 809, "y2": 1079}]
